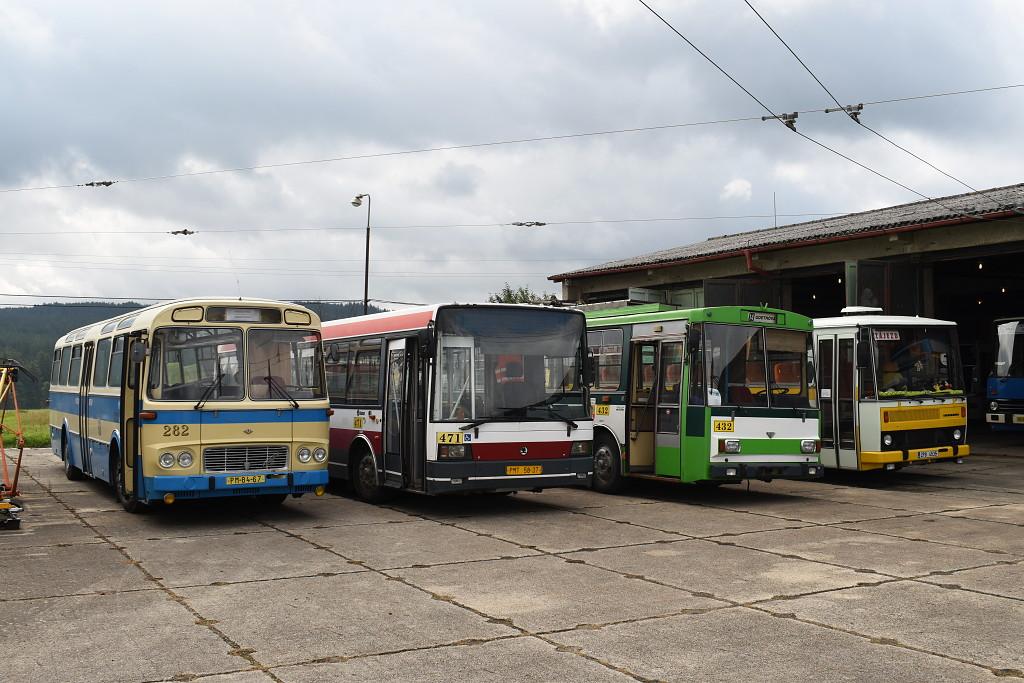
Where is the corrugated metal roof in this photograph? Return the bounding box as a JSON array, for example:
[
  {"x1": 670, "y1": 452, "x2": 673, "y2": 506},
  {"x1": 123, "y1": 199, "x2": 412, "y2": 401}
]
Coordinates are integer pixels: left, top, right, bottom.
[{"x1": 551, "y1": 183, "x2": 1024, "y2": 281}]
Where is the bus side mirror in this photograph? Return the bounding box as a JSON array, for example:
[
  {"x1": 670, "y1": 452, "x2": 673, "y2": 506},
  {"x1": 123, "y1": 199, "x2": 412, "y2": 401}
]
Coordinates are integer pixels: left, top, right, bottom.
[
  {"x1": 417, "y1": 328, "x2": 435, "y2": 358},
  {"x1": 687, "y1": 334, "x2": 701, "y2": 356},
  {"x1": 856, "y1": 335, "x2": 871, "y2": 369},
  {"x1": 583, "y1": 352, "x2": 596, "y2": 387},
  {"x1": 130, "y1": 340, "x2": 148, "y2": 364}
]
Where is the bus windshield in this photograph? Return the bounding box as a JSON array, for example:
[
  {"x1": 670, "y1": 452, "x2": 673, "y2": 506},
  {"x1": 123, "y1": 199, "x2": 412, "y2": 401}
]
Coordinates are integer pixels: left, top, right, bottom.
[
  {"x1": 704, "y1": 324, "x2": 815, "y2": 409},
  {"x1": 248, "y1": 329, "x2": 325, "y2": 400},
  {"x1": 148, "y1": 327, "x2": 325, "y2": 401},
  {"x1": 870, "y1": 325, "x2": 962, "y2": 397},
  {"x1": 433, "y1": 307, "x2": 587, "y2": 422},
  {"x1": 994, "y1": 320, "x2": 1024, "y2": 378},
  {"x1": 148, "y1": 327, "x2": 244, "y2": 401}
]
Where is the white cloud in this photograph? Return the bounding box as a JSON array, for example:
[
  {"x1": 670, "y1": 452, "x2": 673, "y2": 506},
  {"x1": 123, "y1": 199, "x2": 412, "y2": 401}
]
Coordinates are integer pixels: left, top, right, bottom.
[{"x1": 720, "y1": 178, "x2": 753, "y2": 202}]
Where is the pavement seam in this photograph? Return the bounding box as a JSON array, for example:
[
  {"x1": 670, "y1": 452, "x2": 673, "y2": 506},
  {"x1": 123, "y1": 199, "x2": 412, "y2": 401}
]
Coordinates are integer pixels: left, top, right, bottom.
[
  {"x1": 24, "y1": 469, "x2": 288, "y2": 683},
  {"x1": 248, "y1": 514, "x2": 655, "y2": 682},
  {"x1": 828, "y1": 520, "x2": 1024, "y2": 557}
]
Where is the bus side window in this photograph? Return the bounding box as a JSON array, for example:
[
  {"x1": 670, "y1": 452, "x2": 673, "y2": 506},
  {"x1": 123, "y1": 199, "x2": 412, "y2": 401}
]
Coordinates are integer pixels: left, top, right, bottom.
[
  {"x1": 598, "y1": 329, "x2": 623, "y2": 390},
  {"x1": 325, "y1": 342, "x2": 350, "y2": 405},
  {"x1": 108, "y1": 337, "x2": 125, "y2": 388},
  {"x1": 93, "y1": 338, "x2": 112, "y2": 388},
  {"x1": 68, "y1": 345, "x2": 83, "y2": 387},
  {"x1": 348, "y1": 338, "x2": 382, "y2": 405},
  {"x1": 51, "y1": 348, "x2": 63, "y2": 385},
  {"x1": 59, "y1": 346, "x2": 73, "y2": 386}
]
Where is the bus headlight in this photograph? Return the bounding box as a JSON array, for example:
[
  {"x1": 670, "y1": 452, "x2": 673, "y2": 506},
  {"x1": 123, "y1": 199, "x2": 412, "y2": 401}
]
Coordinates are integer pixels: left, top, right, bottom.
[
  {"x1": 800, "y1": 439, "x2": 818, "y2": 454},
  {"x1": 297, "y1": 447, "x2": 312, "y2": 463},
  {"x1": 953, "y1": 428, "x2": 962, "y2": 441},
  {"x1": 571, "y1": 441, "x2": 592, "y2": 456},
  {"x1": 177, "y1": 451, "x2": 194, "y2": 468},
  {"x1": 719, "y1": 439, "x2": 741, "y2": 454},
  {"x1": 883, "y1": 434, "x2": 893, "y2": 447},
  {"x1": 158, "y1": 452, "x2": 176, "y2": 469},
  {"x1": 312, "y1": 447, "x2": 327, "y2": 462},
  {"x1": 438, "y1": 444, "x2": 466, "y2": 459},
  {"x1": 990, "y1": 401, "x2": 999, "y2": 412}
]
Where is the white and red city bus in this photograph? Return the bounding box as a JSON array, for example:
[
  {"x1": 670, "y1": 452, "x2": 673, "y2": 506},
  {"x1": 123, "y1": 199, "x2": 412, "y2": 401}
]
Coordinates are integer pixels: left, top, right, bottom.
[{"x1": 322, "y1": 304, "x2": 594, "y2": 501}]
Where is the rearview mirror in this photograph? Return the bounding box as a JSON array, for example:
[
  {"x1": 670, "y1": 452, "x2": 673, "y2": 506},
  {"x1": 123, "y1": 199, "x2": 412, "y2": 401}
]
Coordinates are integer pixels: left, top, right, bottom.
[
  {"x1": 856, "y1": 329, "x2": 872, "y2": 369},
  {"x1": 130, "y1": 340, "x2": 148, "y2": 364},
  {"x1": 583, "y1": 351, "x2": 596, "y2": 387},
  {"x1": 417, "y1": 328, "x2": 436, "y2": 359}
]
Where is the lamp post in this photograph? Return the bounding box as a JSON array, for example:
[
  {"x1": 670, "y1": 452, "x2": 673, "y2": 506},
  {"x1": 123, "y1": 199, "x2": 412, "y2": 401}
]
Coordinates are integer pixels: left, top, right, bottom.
[{"x1": 351, "y1": 193, "x2": 371, "y2": 315}]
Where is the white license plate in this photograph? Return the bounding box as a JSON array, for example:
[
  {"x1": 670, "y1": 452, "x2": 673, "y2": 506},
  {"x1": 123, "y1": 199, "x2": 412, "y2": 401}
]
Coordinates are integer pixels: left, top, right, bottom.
[{"x1": 916, "y1": 449, "x2": 939, "y2": 459}]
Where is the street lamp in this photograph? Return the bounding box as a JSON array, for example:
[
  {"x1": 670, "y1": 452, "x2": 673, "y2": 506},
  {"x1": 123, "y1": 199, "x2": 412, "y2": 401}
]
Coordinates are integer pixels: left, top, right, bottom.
[{"x1": 352, "y1": 193, "x2": 371, "y2": 315}]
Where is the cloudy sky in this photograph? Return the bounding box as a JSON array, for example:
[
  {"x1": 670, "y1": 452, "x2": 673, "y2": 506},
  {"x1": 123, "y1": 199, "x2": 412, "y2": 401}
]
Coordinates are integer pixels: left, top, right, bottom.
[{"x1": 2, "y1": 0, "x2": 1022, "y2": 309}]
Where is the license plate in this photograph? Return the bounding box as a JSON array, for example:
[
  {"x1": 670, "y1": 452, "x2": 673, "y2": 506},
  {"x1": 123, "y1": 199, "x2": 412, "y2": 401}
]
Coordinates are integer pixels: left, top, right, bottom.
[
  {"x1": 916, "y1": 449, "x2": 939, "y2": 459},
  {"x1": 226, "y1": 475, "x2": 266, "y2": 485},
  {"x1": 506, "y1": 465, "x2": 542, "y2": 476}
]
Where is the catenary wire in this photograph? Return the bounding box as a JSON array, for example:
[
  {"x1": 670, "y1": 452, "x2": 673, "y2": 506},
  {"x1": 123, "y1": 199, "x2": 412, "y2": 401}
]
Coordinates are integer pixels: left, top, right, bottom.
[
  {"x1": 635, "y1": 0, "x2": 1006, "y2": 223},
  {"x1": 741, "y1": 0, "x2": 1024, "y2": 216},
  {"x1": 1, "y1": 82, "x2": 1021, "y2": 195}
]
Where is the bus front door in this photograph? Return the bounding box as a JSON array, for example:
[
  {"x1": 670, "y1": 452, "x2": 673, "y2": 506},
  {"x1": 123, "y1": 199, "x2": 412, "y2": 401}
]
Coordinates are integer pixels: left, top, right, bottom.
[
  {"x1": 628, "y1": 341, "x2": 659, "y2": 473},
  {"x1": 383, "y1": 338, "x2": 408, "y2": 488},
  {"x1": 818, "y1": 334, "x2": 858, "y2": 469},
  {"x1": 78, "y1": 342, "x2": 94, "y2": 476}
]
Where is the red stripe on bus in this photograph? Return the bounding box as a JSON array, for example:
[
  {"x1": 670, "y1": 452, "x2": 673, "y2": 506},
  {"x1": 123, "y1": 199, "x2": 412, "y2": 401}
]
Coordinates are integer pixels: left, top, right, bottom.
[
  {"x1": 330, "y1": 427, "x2": 382, "y2": 454},
  {"x1": 472, "y1": 441, "x2": 572, "y2": 461},
  {"x1": 323, "y1": 310, "x2": 436, "y2": 340}
]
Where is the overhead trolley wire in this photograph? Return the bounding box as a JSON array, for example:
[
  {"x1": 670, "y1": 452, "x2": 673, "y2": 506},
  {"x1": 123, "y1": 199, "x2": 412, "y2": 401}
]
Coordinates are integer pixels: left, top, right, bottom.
[
  {"x1": 635, "y1": 0, "x2": 1012, "y2": 223},
  {"x1": 741, "y1": 0, "x2": 1024, "y2": 217},
  {"x1": 0, "y1": 81, "x2": 1022, "y2": 195}
]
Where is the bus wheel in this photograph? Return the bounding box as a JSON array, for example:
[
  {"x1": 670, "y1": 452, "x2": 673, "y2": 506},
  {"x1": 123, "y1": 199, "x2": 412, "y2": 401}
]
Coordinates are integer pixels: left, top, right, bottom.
[
  {"x1": 352, "y1": 450, "x2": 389, "y2": 503},
  {"x1": 62, "y1": 437, "x2": 84, "y2": 481},
  {"x1": 592, "y1": 436, "x2": 623, "y2": 494},
  {"x1": 112, "y1": 448, "x2": 143, "y2": 514}
]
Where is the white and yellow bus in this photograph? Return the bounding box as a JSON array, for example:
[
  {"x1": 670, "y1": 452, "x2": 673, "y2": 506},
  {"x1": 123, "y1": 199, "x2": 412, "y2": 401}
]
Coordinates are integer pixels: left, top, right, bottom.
[
  {"x1": 813, "y1": 307, "x2": 968, "y2": 471},
  {"x1": 49, "y1": 298, "x2": 330, "y2": 511}
]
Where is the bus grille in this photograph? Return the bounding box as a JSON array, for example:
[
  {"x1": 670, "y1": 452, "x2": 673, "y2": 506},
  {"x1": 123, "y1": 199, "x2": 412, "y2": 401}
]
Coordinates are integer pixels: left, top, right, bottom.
[{"x1": 203, "y1": 445, "x2": 289, "y2": 472}]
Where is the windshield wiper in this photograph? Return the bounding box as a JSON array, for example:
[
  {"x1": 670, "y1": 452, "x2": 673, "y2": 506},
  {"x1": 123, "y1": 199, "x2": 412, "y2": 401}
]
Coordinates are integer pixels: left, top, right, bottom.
[
  {"x1": 458, "y1": 416, "x2": 515, "y2": 431},
  {"x1": 263, "y1": 366, "x2": 300, "y2": 409},
  {"x1": 194, "y1": 371, "x2": 224, "y2": 410}
]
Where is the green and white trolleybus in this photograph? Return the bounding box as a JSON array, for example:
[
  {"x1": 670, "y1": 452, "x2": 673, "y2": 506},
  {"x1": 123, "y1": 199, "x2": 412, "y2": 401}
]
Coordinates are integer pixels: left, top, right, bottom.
[{"x1": 585, "y1": 304, "x2": 822, "y2": 492}]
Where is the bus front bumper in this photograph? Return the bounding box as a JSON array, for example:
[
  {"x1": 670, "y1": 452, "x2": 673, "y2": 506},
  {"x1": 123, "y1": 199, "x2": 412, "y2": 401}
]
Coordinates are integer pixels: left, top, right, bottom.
[
  {"x1": 859, "y1": 445, "x2": 969, "y2": 470},
  {"x1": 142, "y1": 469, "x2": 329, "y2": 502},
  {"x1": 424, "y1": 456, "x2": 592, "y2": 494},
  {"x1": 708, "y1": 461, "x2": 823, "y2": 482}
]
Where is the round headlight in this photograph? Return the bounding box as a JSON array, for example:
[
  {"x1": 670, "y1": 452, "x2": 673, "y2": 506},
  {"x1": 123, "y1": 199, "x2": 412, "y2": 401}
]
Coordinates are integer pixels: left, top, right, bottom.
[
  {"x1": 312, "y1": 447, "x2": 327, "y2": 462},
  {"x1": 159, "y1": 452, "x2": 176, "y2": 469},
  {"x1": 177, "y1": 451, "x2": 193, "y2": 468},
  {"x1": 953, "y1": 428, "x2": 962, "y2": 441},
  {"x1": 297, "y1": 447, "x2": 312, "y2": 463},
  {"x1": 990, "y1": 401, "x2": 999, "y2": 412},
  {"x1": 882, "y1": 434, "x2": 893, "y2": 447}
]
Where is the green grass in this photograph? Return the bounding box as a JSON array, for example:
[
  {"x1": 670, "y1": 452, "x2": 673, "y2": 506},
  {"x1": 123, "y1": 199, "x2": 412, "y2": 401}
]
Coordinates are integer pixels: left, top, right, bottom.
[{"x1": 1, "y1": 408, "x2": 50, "y2": 448}]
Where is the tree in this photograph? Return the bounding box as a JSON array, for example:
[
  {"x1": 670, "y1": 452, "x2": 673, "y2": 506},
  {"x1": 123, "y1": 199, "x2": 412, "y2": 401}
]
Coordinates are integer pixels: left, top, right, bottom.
[{"x1": 487, "y1": 283, "x2": 556, "y2": 305}]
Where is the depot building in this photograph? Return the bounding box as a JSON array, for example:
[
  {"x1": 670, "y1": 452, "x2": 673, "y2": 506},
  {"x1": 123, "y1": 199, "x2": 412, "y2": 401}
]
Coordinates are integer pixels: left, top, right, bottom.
[{"x1": 550, "y1": 183, "x2": 1024, "y2": 397}]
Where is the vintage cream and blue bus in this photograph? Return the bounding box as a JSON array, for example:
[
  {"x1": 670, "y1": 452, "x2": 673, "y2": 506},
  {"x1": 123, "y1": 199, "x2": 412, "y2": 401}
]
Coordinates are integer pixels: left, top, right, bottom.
[
  {"x1": 49, "y1": 298, "x2": 330, "y2": 511},
  {"x1": 322, "y1": 304, "x2": 594, "y2": 501},
  {"x1": 986, "y1": 317, "x2": 1024, "y2": 430},
  {"x1": 585, "y1": 304, "x2": 822, "y2": 492},
  {"x1": 814, "y1": 308, "x2": 968, "y2": 470}
]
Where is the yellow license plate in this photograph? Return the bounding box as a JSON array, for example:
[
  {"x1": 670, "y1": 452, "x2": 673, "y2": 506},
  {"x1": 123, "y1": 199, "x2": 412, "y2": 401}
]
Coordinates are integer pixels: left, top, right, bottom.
[
  {"x1": 437, "y1": 432, "x2": 464, "y2": 444},
  {"x1": 226, "y1": 475, "x2": 266, "y2": 485},
  {"x1": 506, "y1": 465, "x2": 542, "y2": 475},
  {"x1": 713, "y1": 419, "x2": 735, "y2": 432},
  {"x1": 594, "y1": 404, "x2": 611, "y2": 416}
]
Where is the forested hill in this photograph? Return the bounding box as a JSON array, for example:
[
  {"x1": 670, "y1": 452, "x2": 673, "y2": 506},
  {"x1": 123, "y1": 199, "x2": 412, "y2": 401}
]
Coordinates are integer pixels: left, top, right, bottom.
[{"x1": 0, "y1": 300, "x2": 381, "y2": 409}]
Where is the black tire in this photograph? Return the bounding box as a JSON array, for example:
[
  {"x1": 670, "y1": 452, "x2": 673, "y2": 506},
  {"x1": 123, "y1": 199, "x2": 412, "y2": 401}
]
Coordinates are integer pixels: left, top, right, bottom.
[
  {"x1": 112, "y1": 447, "x2": 143, "y2": 513},
  {"x1": 592, "y1": 434, "x2": 624, "y2": 494},
  {"x1": 62, "y1": 437, "x2": 84, "y2": 481},
  {"x1": 351, "y1": 450, "x2": 390, "y2": 503}
]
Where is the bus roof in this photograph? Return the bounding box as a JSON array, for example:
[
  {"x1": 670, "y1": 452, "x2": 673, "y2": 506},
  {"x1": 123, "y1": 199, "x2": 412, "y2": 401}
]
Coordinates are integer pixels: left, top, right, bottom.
[
  {"x1": 53, "y1": 297, "x2": 321, "y2": 348},
  {"x1": 321, "y1": 302, "x2": 584, "y2": 340},
  {"x1": 814, "y1": 314, "x2": 956, "y2": 329},
  {"x1": 584, "y1": 305, "x2": 813, "y2": 330}
]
